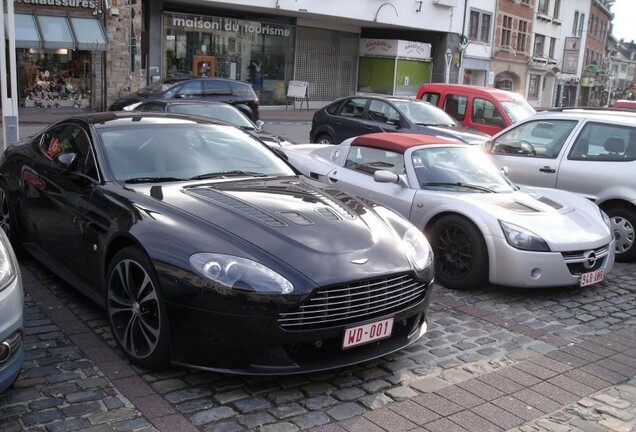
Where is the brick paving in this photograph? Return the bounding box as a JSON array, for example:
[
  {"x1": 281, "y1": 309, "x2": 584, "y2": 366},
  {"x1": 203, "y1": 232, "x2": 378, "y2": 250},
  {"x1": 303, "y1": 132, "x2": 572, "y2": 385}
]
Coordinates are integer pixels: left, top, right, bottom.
[{"x1": 2, "y1": 256, "x2": 635, "y2": 432}]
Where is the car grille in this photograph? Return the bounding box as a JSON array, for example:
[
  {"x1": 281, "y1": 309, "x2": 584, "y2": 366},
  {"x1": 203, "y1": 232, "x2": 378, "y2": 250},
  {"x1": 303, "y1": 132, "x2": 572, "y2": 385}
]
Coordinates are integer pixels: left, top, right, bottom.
[
  {"x1": 278, "y1": 273, "x2": 428, "y2": 331},
  {"x1": 562, "y1": 245, "x2": 610, "y2": 275}
]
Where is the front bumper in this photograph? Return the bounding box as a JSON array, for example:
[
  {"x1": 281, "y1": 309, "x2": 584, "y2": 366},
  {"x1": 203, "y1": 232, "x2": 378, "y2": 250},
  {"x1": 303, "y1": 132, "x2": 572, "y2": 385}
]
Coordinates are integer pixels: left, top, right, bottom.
[
  {"x1": 0, "y1": 273, "x2": 25, "y2": 393},
  {"x1": 488, "y1": 235, "x2": 615, "y2": 288},
  {"x1": 165, "y1": 276, "x2": 434, "y2": 375}
]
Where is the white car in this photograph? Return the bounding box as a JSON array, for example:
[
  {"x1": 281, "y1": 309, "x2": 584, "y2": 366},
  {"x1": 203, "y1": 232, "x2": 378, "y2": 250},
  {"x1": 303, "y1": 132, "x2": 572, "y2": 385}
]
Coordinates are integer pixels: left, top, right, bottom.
[{"x1": 282, "y1": 132, "x2": 615, "y2": 290}]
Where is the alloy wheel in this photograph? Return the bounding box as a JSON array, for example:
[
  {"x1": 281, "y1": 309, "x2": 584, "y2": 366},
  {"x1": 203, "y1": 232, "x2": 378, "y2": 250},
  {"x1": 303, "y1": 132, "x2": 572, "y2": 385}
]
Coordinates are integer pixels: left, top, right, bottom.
[{"x1": 108, "y1": 259, "x2": 162, "y2": 359}]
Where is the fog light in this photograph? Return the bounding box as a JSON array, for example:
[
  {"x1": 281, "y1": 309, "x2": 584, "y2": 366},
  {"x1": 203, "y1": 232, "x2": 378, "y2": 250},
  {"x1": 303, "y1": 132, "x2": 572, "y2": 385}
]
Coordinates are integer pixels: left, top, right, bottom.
[{"x1": 530, "y1": 268, "x2": 542, "y2": 280}]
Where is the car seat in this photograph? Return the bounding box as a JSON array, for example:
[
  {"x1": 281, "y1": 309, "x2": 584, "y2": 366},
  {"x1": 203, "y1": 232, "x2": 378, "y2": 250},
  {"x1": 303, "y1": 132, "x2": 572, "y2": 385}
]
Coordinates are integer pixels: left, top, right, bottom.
[{"x1": 603, "y1": 136, "x2": 625, "y2": 157}]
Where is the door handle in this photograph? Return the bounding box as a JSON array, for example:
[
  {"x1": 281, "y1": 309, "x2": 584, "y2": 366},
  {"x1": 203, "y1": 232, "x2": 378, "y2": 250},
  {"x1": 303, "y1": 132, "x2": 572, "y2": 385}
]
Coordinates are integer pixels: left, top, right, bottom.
[{"x1": 539, "y1": 166, "x2": 556, "y2": 173}]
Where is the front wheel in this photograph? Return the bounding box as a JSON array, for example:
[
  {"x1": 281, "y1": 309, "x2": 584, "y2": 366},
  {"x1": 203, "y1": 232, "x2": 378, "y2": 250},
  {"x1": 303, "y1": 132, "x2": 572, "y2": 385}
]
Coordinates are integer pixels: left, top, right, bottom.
[
  {"x1": 428, "y1": 215, "x2": 488, "y2": 290},
  {"x1": 106, "y1": 247, "x2": 170, "y2": 369},
  {"x1": 606, "y1": 207, "x2": 636, "y2": 262}
]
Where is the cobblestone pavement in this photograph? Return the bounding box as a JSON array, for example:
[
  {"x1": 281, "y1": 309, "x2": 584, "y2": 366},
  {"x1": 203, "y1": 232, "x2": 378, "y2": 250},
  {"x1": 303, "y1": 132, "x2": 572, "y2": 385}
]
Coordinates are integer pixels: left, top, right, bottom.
[{"x1": 1, "y1": 256, "x2": 635, "y2": 432}]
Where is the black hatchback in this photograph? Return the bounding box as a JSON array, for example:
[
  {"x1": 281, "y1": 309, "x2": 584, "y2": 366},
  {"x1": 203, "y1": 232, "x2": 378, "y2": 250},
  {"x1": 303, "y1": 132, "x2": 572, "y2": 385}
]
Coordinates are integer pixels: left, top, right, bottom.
[
  {"x1": 310, "y1": 95, "x2": 488, "y2": 145},
  {"x1": 109, "y1": 77, "x2": 260, "y2": 121}
]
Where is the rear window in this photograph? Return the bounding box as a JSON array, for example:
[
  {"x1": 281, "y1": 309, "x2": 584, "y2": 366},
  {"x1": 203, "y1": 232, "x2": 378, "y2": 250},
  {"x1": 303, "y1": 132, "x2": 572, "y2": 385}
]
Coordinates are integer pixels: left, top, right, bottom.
[
  {"x1": 229, "y1": 81, "x2": 257, "y2": 97},
  {"x1": 202, "y1": 80, "x2": 232, "y2": 96}
]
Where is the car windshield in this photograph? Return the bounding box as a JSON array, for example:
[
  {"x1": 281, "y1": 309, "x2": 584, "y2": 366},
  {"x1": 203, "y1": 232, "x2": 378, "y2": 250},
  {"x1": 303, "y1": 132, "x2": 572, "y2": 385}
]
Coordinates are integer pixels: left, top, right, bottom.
[
  {"x1": 392, "y1": 100, "x2": 457, "y2": 126},
  {"x1": 136, "y1": 80, "x2": 182, "y2": 96},
  {"x1": 98, "y1": 123, "x2": 295, "y2": 183},
  {"x1": 168, "y1": 104, "x2": 255, "y2": 129},
  {"x1": 501, "y1": 98, "x2": 536, "y2": 124},
  {"x1": 411, "y1": 146, "x2": 517, "y2": 192}
]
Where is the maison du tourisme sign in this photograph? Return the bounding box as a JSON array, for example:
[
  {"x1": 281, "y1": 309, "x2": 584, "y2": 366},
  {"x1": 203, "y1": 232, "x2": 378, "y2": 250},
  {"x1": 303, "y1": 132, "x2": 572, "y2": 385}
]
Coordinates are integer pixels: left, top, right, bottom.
[{"x1": 14, "y1": 0, "x2": 98, "y2": 8}]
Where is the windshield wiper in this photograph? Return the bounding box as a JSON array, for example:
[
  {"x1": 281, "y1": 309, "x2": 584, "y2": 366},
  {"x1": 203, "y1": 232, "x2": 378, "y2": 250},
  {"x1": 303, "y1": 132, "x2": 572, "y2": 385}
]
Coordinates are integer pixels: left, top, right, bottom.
[
  {"x1": 190, "y1": 170, "x2": 269, "y2": 180},
  {"x1": 124, "y1": 176, "x2": 185, "y2": 184},
  {"x1": 422, "y1": 182, "x2": 495, "y2": 193}
]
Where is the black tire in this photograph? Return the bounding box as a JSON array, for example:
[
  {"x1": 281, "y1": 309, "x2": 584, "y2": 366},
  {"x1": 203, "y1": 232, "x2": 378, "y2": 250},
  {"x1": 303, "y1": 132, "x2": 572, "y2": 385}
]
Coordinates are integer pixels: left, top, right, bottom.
[
  {"x1": 606, "y1": 207, "x2": 636, "y2": 262},
  {"x1": 429, "y1": 215, "x2": 488, "y2": 290},
  {"x1": 316, "y1": 134, "x2": 334, "y2": 144},
  {"x1": 106, "y1": 247, "x2": 170, "y2": 369},
  {"x1": 0, "y1": 183, "x2": 24, "y2": 257}
]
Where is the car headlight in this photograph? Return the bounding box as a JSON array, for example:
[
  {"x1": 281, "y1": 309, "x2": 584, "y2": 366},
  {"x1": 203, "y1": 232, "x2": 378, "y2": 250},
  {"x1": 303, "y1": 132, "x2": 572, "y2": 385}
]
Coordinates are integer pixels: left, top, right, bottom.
[
  {"x1": 402, "y1": 226, "x2": 433, "y2": 271},
  {"x1": 122, "y1": 102, "x2": 142, "y2": 111},
  {"x1": 190, "y1": 253, "x2": 294, "y2": 294},
  {"x1": 0, "y1": 234, "x2": 17, "y2": 293},
  {"x1": 499, "y1": 220, "x2": 550, "y2": 252}
]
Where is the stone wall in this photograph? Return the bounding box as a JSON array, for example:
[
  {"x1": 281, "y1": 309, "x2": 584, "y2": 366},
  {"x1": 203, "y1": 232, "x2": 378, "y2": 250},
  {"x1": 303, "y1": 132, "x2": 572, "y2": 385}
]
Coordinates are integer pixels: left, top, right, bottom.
[{"x1": 104, "y1": 0, "x2": 143, "y2": 107}]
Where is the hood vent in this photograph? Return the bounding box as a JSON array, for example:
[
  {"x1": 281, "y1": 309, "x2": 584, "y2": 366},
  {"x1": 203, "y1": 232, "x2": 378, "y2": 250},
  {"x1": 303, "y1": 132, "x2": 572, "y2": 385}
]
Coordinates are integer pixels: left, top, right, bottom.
[
  {"x1": 293, "y1": 181, "x2": 356, "y2": 220},
  {"x1": 280, "y1": 211, "x2": 315, "y2": 226},
  {"x1": 315, "y1": 207, "x2": 342, "y2": 223},
  {"x1": 496, "y1": 201, "x2": 539, "y2": 213},
  {"x1": 537, "y1": 196, "x2": 563, "y2": 210},
  {"x1": 188, "y1": 188, "x2": 287, "y2": 227}
]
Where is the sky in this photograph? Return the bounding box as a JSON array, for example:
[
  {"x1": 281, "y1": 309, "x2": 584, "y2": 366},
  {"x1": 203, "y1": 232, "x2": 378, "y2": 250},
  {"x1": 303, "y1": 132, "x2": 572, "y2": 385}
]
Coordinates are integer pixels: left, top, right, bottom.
[{"x1": 610, "y1": 0, "x2": 636, "y2": 42}]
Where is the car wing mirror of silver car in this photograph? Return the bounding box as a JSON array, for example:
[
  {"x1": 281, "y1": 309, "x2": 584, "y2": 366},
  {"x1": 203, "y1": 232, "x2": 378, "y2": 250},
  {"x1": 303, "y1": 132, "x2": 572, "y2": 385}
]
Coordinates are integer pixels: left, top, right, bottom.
[{"x1": 374, "y1": 170, "x2": 408, "y2": 187}]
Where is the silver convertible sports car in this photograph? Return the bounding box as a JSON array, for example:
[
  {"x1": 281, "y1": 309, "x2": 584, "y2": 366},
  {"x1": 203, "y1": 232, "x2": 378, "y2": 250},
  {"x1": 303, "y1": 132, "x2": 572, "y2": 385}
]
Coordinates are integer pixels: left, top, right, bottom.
[{"x1": 282, "y1": 133, "x2": 615, "y2": 290}]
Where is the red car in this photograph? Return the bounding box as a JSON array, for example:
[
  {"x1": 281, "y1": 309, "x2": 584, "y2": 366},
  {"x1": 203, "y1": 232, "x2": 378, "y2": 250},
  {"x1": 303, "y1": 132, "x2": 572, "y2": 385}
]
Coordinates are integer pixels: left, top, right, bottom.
[{"x1": 417, "y1": 83, "x2": 535, "y2": 135}]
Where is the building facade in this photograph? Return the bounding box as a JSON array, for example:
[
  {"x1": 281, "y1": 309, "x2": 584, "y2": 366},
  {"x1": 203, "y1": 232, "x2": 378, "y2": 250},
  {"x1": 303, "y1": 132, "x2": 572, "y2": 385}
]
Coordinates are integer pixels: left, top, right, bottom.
[
  {"x1": 580, "y1": 0, "x2": 612, "y2": 106},
  {"x1": 6, "y1": 0, "x2": 628, "y2": 114},
  {"x1": 527, "y1": 0, "x2": 563, "y2": 108},
  {"x1": 103, "y1": 0, "x2": 469, "y2": 109},
  {"x1": 491, "y1": 0, "x2": 534, "y2": 95},
  {"x1": 10, "y1": 0, "x2": 108, "y2": 111}
]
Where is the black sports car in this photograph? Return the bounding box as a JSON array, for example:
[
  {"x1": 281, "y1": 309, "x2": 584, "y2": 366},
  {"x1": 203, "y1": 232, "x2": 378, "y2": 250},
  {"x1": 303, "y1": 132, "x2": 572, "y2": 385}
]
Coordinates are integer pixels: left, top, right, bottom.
[
  {"x1": 310, "y1": 95, "x2": 489, "y2": 145},
  {"x1": 0, "y1": 112, "x2": 434, "y2": 374}
]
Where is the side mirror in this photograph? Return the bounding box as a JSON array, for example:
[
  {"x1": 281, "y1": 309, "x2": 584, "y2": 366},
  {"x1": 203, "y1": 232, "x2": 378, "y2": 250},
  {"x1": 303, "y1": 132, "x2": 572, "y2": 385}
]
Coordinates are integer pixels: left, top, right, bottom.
[
  {"x1": 55, "y1": 152, "x2": 78, "y2": 172},
  {"x1": 254, "y1": 120, "x2": 265, "y2": 131},
  {"x1": 386, "y1": 118, "x2": 402, "y2": 128},
  {"x1": 481, "y1": 139, "x2": 494, "y2": 152},
  {"x1": 500, "y1": 166, "x2": 509, "y2": 176},
  {"x1": 374, "y1": 170, "x2": 400, "y2": 184}
]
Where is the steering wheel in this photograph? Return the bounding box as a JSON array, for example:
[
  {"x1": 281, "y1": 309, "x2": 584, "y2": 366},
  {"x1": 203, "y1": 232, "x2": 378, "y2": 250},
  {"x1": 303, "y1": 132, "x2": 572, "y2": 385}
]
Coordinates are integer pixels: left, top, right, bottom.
[{"x1": 518, "y1": 140, "x2": 537, "y2": 156}]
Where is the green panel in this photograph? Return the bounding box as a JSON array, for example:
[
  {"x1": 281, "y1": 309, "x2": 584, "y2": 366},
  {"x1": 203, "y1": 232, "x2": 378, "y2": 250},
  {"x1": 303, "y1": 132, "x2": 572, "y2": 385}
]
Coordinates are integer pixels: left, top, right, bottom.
[
  {"x1": 358, "y1": 57, "x2": 395, "y2": 94},
  {"x1": 395, "y1": 59, "x2": 430, "y2": 96}
]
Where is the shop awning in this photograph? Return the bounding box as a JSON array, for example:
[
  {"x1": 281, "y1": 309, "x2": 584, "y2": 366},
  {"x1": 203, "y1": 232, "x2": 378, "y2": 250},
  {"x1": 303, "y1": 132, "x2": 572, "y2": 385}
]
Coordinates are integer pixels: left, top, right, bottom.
[{"x1": 4, "y1": 13, "x2": 108, "y2": 51}]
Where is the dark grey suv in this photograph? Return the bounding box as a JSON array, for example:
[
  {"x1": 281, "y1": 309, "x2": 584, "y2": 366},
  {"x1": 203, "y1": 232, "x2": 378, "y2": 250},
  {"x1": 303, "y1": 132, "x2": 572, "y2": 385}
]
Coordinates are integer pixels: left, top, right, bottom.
[{"x1": 109, "y1": 77, "x2": 260, "y2": 121}]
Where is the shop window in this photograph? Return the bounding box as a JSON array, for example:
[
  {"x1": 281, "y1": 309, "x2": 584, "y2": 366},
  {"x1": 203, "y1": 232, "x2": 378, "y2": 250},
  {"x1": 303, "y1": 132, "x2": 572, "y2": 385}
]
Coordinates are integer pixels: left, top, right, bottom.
[
  {"x1": 163, "y1": 12, "x2": 295, "y2": 105},
  {"x1": 20, "y1": 49, "x2": 93, "y2": 109}
]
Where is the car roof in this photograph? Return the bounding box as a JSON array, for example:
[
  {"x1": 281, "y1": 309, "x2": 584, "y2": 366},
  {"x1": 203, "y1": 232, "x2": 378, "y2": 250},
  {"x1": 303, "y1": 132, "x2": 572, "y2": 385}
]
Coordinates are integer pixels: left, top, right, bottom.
[
  {"x1": 350, "y1": 133, "x2": 461, "y2": 153},
  {"x1": 535, "y1": 108, "x2": 636, "y2": 120},
  {"x1": 139, "y1": 99, "x2": 228, "y2": 107},
  {"x1": 419, "y1": 83, "x2": 522, "y2": 101},
  {"x1": 59, "y1": 111, "x2": 225, "y2": 128}
]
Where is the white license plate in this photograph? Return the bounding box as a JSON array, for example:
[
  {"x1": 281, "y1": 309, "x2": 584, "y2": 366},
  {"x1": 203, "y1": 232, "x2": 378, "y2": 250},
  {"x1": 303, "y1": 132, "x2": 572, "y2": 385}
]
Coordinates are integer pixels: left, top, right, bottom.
[
  {"x1": 342, "y1": 317, "x2": 394, "y2": 349},
  {"x1": 580, "y1": 269, "x2": 604, "y2": 287}
]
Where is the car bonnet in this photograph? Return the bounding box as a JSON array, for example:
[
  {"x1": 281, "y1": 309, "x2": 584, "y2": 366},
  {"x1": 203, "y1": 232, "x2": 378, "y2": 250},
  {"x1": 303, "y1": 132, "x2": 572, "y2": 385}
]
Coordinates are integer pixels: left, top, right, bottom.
[
  {"x1": 445, "y1": 190, "x2": 611, "y2": 250},
  {"x1": 130, "y1": 177, "x2": 415, "y2": 285}
]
